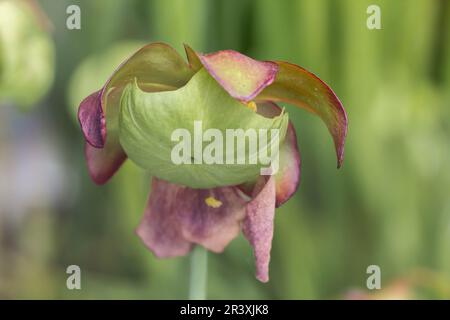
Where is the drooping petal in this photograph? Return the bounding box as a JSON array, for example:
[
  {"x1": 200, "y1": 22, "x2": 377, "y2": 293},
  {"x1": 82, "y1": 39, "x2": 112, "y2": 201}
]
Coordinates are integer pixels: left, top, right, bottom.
[
  {"x1": 84, "y1": 142, "x2": 127, "y2": 185},
  {"x1": 257, "y1": 102, "x2": 300, "y2": 207},
  {"x1": 136, "y1": 178, "x2": 247, "y2": 258},
  {"x1": 239, "y1": 102, "x2": 300, "y2": 207},
  {"x1": 257, "y1": 61, "x2": 348, "y2": 168},
  {"x1": 136, "y1": 178, "x2": 193, "y2": 258},
  {"x1": 195, "y1": 49, "x2": 278, "y2": 102},
  {"x1": 243, "y1": 176, "x2": 276, "y2": 283},
  {"x1": 174, "y1": 183, "x2": 247, "y2": 252},
  {"x1": 80, "y1": 86, "x2": 128, "y2": 184},
  {"x1": 78, "y1": 90, "x2": 105, "y2": 148},
  {"x1": 275, "y1": 122, "x2": 301, "y2": 206}
]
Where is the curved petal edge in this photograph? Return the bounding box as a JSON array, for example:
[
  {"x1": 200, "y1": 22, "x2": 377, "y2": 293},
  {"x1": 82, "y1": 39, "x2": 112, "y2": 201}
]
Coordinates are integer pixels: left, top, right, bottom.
[
  {"x1": 257, "y1": 61, "x2": 348, "y2": 168},
  {"x1": 78, "y1": 90, "x2": 106, "y2": 148}
]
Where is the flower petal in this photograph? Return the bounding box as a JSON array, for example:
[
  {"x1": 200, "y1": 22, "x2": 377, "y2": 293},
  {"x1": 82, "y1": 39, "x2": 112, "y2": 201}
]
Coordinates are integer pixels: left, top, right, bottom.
[
  {"x1": 79, "y1": 42, "x2": 195, "y2": 148},
  {"x1": 257, "y1": 102, "x2": 300, "y2": 207},
  {"x1": 243, "y1": 176, "x2": 276, "y2": 283},
  {"x1": 136, "y1": 178, "x2": 247, "y2": 258},
  {"x1": 85, "y1": 85, "x2": 129, "y2": 184},
  {"x1": 175, "y1": 184, "x2": 247, "y2": 253},
  {"x1": 257, "y1": 61, "x2": 348, "y2": 168},
  {"x1": 84, "y1": 142, "x2": 127, "y2": 185},
  {"x1": 79, "y1": 43, "x2": 196, "y2": 184},
  {"x1": 78, "y1": 90, "x2": 105, "y2": 148},
  {"x1": 136, "y1": 178, "x2": 193, "y2": 258},
  {"x1": 196, "y1": 49, "x2": 278, "y2": 102},
  {"x1": 238, "y1": 102, "x2": 300, "y2": 207}
]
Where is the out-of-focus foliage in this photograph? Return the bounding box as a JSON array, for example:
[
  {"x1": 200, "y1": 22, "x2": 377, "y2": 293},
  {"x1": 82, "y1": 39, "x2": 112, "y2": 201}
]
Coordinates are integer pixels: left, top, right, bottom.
[
  {"x1": 0, "y1": 0, "x2": 54, "y2": 109},
  {"x1": 0, "y1": 0, "x2": 449, "y2": 299}
]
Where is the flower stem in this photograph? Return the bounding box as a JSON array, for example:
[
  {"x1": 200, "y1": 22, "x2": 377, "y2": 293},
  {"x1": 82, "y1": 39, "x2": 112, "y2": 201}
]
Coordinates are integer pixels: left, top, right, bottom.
[{"x1": 189, "y1": 245, "x2": 208, "y2": 300}]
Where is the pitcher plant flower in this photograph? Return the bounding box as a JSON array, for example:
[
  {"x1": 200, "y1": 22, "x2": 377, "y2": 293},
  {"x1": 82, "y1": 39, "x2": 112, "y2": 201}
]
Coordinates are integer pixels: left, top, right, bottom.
[{"x1": 78, "y1": 42, "x2": 348, "y2": 282}]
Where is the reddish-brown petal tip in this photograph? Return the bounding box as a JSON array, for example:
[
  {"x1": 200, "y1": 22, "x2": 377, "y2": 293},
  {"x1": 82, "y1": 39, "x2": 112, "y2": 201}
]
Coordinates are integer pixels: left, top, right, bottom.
[
  {"x1": 258, "y1": 61, "x2": 348, "y2": 168},
  {"x1": 84, "y1": 142, "x2": 127, "y2": 185}
]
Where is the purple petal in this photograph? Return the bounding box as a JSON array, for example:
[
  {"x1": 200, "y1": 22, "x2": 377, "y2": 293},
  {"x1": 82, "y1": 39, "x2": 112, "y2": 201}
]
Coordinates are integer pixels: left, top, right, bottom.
[
  {"x1": 176, "y1": 183, "x2": 247, "y2": 253},
  {"x1": 80, "y1": 86, "x2": 128, "y2": 184},
  {"x1": 84, "y1": 142, "x2": 127, "y2": 185},
  {"x1": 243, "y1": 176, "x2": 276, "y2": 283},
  {"x1": 136, "y1": 178, "x2": 247, "y2": 258},
  {"x1": 136, "y1": 178, "x2": 193, "y2": 258},
  {"x1": 77, "y1": 90, "x2": 105, "y2": 148},
  {"x1": 257, "y1": 102, "x2": 301, "y2": 207},
  {"x1": 238, "y1": 102, "x2": 301, "y2": 207}
]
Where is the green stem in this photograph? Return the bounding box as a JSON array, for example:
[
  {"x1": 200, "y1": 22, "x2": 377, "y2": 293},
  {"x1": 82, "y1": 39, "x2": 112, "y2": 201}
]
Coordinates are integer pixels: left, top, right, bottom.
[{"x1": 189, "y1": 246, "x2": 208, "y2": 300}]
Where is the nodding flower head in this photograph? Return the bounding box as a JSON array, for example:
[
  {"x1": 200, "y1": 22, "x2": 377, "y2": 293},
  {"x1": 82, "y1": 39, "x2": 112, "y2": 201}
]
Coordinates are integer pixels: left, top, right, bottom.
[{"x1": 78, "y1": 43, "x2": 348, "y2": 282}]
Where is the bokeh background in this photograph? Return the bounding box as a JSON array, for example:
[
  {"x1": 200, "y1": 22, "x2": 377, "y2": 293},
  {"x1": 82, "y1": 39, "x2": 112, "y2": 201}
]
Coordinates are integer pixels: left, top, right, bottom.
[{"x1": 1, "y1": 0, "x2": 449, "y2": 299}]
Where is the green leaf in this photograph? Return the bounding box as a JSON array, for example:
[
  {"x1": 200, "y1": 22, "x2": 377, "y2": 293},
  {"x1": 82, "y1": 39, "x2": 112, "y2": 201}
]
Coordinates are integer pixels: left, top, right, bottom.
[{"x1": 119, "y1": 68, "x2": 289, "y2": 189}]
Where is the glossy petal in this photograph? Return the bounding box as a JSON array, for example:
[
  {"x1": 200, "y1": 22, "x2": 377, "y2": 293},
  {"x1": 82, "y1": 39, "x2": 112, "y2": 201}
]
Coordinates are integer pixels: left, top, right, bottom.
[
  {"x1": 257, "y1": 61, "x2": 348, "y2": 167},
  {"x1": 243, "y1": 176, "x2": 276, "y2": 283},
  {"x1": 119, "y1": 68, "x2": 288, "y2": 189},
  {"x1": 239, "y1": 102, "x2": 300, "y2": 207},
  {"x1": 136, "y1": 178, "x2": 247, "y2": 257},
  {"x1": 196, "y1": 49, "x2": 278, "y2": 102}
]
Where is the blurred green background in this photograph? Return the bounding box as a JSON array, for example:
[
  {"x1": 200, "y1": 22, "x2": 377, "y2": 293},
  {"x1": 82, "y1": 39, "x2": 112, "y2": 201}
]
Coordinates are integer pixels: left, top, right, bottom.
[{"x1": 0, "y1": 0, "x2": 449, "y2": 299}]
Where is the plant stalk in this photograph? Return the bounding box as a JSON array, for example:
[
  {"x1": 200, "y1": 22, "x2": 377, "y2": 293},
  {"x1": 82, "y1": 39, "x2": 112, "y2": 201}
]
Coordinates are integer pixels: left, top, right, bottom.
[{"x1": 189, "y1": 245, "x2": 208, "y2": 300}]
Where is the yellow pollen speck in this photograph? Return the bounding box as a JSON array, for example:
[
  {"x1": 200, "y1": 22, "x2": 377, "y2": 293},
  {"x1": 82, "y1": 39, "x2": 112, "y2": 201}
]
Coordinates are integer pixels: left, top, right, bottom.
[
  {"x1": 205, "y1": 196, "x2": 222, "y2": 208},
  {"x1": 246, "y1": 101, "x2": 257, "y2": 112}
]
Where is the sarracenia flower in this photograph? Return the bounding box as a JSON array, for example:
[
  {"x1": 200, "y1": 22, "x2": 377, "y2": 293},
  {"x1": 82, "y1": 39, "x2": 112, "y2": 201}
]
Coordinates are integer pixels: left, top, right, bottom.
[{"x1": 78, "y1": 43, "x2": 347, "y2": 282}]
